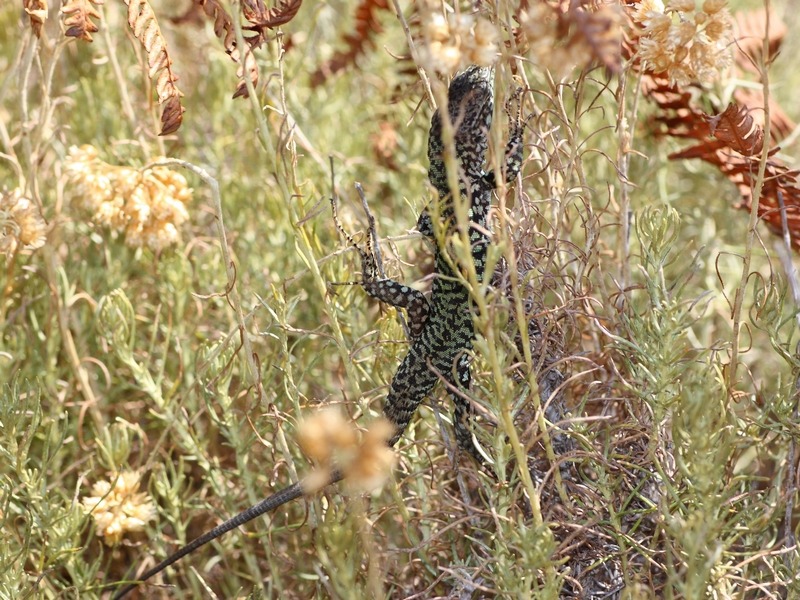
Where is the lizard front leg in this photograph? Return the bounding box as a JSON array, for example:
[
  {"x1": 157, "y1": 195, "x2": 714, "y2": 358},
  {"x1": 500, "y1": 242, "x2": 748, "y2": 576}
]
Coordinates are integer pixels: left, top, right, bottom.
[{"x1": 331, "y1": 195, "x2": 431, "y2": 337}]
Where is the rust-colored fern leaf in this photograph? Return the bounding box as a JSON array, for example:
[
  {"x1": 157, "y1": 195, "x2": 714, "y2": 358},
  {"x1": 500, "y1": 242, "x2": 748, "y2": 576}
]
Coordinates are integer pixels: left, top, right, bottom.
[
  {"x1": 733, "y1": 9, "x2": 786, "y2": 77},
  {"x1": 667, "y1": 103, "x2": 800, "y2": 250},
  {"x1": 192, "y1": 0, "x2": 259, "y2": 99},
  {"x1": 717, "y1": 156, "x2": 800, "y2": 251},
  {"x1": 24, "y1": 0, "x2": 48, "y2": 38},
  {"x1": 732, "y1": 86, "x2": 795, "y2": 143},
  {"x1": 311, "y1": 0, "x2": 390, "y2": 87},
  {"x1": 61, "y1": 0, "x2": 103, "y2": 43},
  {"x1": 242, "y1": 0, "x2": 303, "y2": 49},
  {"x1": 706, "y1": 103, "x2": 764, "y2": 157},
  {"x1": 572, "y1": 2, "x2": 622, "y2": 74},
  {"x1": 642, "y1": 74, "x2": 800, "y2": 250},
  {"x1": 238, "y1": 0, "x2": 303, "y2": 55},
  {"x1": 242, "y1": 0, "x2": 303, "y2": 28},
  {"x1": 123, "y1": 0, "x2": 185, "y2": 135},
  {"x1": 729, "y1": 10, "x2": 795, "y2": 143}
]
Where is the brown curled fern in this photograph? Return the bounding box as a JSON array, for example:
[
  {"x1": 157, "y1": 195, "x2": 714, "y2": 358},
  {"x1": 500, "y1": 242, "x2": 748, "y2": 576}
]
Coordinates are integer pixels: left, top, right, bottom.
[
  {"x1": 192, "y1": 0, "x2": 259, "y2": 99},
  {"x1": 311, "y1": 0, "x2": 390, "y2": 87},
  {"x1": 123, "y1": 0, "x2": 185, "y2": 135},
  {"x1": 61, "y1": 0, "x2": 103, "y2": 43},
  {"x1": 242, "y1": 0, "x2": 303, "y2": 29},
  {"x1": 242, "y1": 0, "x2": 304, "y2": 49},
  {"x1": 188, "y1": 0, "x2": 302, "y2": 98},
  {"x1": 662, "y1": 99, "x2": 800, "y2": 250},
  {"x1": 706, "y1": 103, "x2": 764, "y2": 158}
]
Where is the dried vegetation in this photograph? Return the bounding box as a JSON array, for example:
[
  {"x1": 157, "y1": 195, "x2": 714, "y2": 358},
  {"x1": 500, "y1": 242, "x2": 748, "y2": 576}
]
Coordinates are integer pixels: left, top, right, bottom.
[{"x1": 2, "y1": 0, "x2": 800, "y2": 599}]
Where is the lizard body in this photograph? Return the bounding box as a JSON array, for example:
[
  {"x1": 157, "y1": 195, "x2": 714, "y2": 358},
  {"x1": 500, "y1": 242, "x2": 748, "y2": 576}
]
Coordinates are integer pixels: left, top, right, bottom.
[
  {"x1": 359, "y1": 65, "x2": 524, "y2": 459},
  {"x1": 111, "y1": 65, "x2": 523, "y2": 598}
]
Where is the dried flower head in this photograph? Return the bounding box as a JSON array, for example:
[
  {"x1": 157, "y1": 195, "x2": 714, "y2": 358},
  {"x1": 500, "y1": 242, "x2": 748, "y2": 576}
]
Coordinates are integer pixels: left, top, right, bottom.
[
  {"x1": 297, "y1": 408, "x2": 359, "y2": 465},
  {"x1": 298, "y1": 409, "x2": 396, "y2": 494},
  {"x1": 630, "y1": 0, "x2": 732, "y2": 85},
  {"x1": 342, "y1": 418, "x2": 397, "y2": 493},
  {"x1": 422, "y1": 12, "x2": 499, "y2": 74},
  {"x1": 0, "y1": 188, "x2": 47, "y2": 256},
  {"x1": 65, "y1": 145, "x2": 192, "y2": 251},
  {"x1": 23, "y1": 0, "x2": 47, "y2": 37},
  {"x1": 82, "y1": 471, "x2": 156, "y2": 545}
]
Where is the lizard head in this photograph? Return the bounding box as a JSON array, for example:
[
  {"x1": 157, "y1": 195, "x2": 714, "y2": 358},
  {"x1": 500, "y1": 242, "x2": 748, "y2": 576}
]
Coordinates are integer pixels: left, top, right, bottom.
[{"x1": 427, "y1": 65, "x2": 495, "y2": 194}]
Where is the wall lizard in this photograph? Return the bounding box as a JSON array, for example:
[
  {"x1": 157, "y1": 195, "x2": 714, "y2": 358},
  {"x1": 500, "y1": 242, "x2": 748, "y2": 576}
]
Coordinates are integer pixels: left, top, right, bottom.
[{"x1": 111, "y1": 64, "x2": 524, "y2": 598}]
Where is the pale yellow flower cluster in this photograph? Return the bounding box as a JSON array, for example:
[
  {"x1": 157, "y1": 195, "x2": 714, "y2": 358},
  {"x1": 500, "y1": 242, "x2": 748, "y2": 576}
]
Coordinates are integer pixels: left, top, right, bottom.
[
  {"x1": 0, "y1": 188, "x2": 47, "y2": 256},
  {"x1": 82, "y1": 471, "x2": 156, "y2": 545},
  {"x1": 423, "y1": 12, "x2": 499, "y2": 74},
  {"x1": 631, "y1": 0, "x2": 732, "y2": 86},
  {"x1": 298, "y1": 409, "x2": 396, "y2": 494},
  {"x1": 66, "y1": 145, "x2": 192, "y2": 252}
]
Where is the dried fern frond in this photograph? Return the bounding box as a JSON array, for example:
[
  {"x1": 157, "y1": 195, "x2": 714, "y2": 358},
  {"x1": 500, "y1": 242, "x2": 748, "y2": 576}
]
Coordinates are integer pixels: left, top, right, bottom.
[
  {"x1": 573, "y1": 2, "x2": 622, "y2": 74},
  {"x1": 242, "y1": 0, "x2": 303, "y2": 29},
  {"x1": 24, "y1": 0, "x2": 48, "y2": 38},
  {"x1": 123, "y1": 0, "x2": 185, "y2": 135},
  {"x1": 706, "y1": 103, "x2": 764, "y2": 157},
  {"x1": 193, "y1": 0, "x2": 259, "y2": 99},
  {"x1": 729, "y1": 10, "x2": 794, "y2": 143},
  {"x1": 242, "y1": 0, "x2": 303, "y2": 49},
  {"x1": 311, "y1": 0, "x2": 389, "y2": 87},
  {"x1": 733, "y1": 8, "x2": 786, "y2": 77},
  {"x1": 732, "y1": 86, "x2": 795, "y2": 143},
  {"x1": 642, "y1": 63, "x2": 800, "y2": 250},
  {"x1": 665, "y1": 102, "x2": 800, "y2": 250},
  {"x1": 61, "y1": 0, "x2": 103, "y2": 43}
]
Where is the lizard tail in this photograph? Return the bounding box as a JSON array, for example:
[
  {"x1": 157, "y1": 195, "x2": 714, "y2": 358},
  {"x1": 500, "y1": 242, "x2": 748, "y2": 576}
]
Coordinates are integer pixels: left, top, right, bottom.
[{"x1": 112, "y1": 470, "x2": 344, "y2": 599}]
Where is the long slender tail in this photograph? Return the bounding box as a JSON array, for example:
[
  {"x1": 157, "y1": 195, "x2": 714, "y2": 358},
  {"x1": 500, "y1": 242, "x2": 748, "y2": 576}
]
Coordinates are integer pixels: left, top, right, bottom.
[{"x1": 112, "y1": 470, "x2": 343, "y2": 599}]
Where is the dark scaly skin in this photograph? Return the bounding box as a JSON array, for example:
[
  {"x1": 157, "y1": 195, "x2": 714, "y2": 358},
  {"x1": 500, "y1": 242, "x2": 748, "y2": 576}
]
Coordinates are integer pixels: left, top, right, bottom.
[
  {"x1": 363, "y1": 66, "x2": 524, "y2": 458},
  {"x1": 111, "y1": 66, "x2": 523, "y2": 599}
]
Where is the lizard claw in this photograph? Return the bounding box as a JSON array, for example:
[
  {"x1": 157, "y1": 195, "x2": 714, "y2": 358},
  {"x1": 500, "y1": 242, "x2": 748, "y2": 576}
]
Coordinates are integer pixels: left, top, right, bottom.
[{"x1": 330, "y1": 195, "x2": 379, "y2": 284}]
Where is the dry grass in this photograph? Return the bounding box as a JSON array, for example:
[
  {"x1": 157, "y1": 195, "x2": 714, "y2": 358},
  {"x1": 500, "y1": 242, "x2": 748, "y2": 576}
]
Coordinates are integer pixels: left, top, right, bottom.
[{"x1": 1, "y1": 1, "x2": 799, "y2": 599}]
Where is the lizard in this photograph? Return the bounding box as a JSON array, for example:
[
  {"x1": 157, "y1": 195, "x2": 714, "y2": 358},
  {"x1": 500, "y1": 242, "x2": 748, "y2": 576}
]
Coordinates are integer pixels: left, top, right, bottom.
[{"x1": 111, "y1": 64, "x2": 524, "y2": 599}]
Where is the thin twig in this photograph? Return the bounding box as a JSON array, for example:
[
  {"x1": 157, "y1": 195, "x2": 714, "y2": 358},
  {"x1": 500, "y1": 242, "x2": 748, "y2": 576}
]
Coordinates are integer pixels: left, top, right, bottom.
[{"x1": 728, "y1": 1, "x2": 772, "y2": 390}]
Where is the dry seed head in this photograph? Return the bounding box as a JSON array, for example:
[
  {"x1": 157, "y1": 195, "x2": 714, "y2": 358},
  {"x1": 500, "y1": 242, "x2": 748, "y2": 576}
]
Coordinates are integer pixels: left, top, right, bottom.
[
  {"x1": 422, "y1": 13, "x2": 498, "y2": 74},
  {"x1": 65, "y1": 145, "x2": 192, "y2": 251},
  {"x1": 297, "y1": 408, "x2": 358, "y2": 464},
  {"x1": 671, "y1": 20, "x2": 697, "y2": 46},
  {"x1": 82, "y1": 471, "x2": 156, "y2": 545},
  {"x1": 666, "y1": 0, "x2": 696, "y2": 12},
  {"x1": 426, "y1": 13, "x2": 450, "y2": 42},
  {"x1": 0, "y1": 188, "x2": 47, "y2": 256},
  {"x1": 631, "y1": 0, "x2": 666, "y2": 26},
  {"x1": 301, "y1": 467, "x2": 334, "y2": 494},
  {"x1": 342, "y1": 418, "x2": 397, "y2": 493},
  {"x1": 702, "y1": 0, "x2": 726, "y2": 14},
  {"x1": 298, "y1": 410, "x2": 396, "y2": 494},
  {"x1": 704, "y1": 15, "x2": 730, "y2": 41},
  {"x1": 645, "y1": 13, "x2": 672, "y2": 37},
  {"x1": 628, "y1": 0, "x2": 732, "y2": 85}
]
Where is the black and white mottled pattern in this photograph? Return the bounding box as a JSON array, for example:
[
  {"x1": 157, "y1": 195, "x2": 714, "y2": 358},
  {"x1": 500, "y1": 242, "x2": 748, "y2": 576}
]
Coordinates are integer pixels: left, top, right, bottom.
[{"x1": 359, "y1": 66, "x2": 525, "y2": 459}]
